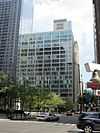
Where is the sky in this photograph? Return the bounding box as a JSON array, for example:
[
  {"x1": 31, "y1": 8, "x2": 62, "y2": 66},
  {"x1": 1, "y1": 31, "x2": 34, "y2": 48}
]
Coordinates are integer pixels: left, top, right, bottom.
[{"x1": 21, "y1": 0, "x2": 94, "y2": 83}]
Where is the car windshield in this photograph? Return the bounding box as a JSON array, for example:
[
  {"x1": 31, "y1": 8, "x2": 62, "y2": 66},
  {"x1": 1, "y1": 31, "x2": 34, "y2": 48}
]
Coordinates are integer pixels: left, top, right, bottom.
[
  {"x1": 79, "y1": 113, "x2": 88, "y2": 120},
  {"x1": 79, "y1": 113, "x2": 99, "y2": 120},
  {"x1": 86, "y1": 113, "x2": 99, "y2": 119},
  {"x1": 49, "y1": 113, "x2": 55, "y2": 116},
  {"x1": 39, "y1": 112, "x2": 49, "y2": 116}
]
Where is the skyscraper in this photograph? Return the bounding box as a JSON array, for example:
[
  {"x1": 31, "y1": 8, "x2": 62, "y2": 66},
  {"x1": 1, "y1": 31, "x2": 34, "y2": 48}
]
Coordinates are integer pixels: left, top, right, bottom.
[
  {"x1": 0, "y1": 0, "x2": 22, "y2": 80},
  {"x1": 17, "y1": 19, "x2": 80, "y2": 102},
  {"x1": 93, "y1": 0, "x2": 100, "y2": 63}
]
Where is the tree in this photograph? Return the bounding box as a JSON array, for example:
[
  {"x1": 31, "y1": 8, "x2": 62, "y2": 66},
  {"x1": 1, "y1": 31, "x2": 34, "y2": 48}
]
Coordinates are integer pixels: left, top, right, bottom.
[
  {"x1": 0, "y1": 71, "x2": 18, "y2": 111},
  {"x1": 21, "y1": 88, "x2": 65, "y2": 112},
  {"x1": 64, "y1": 98, "x2": 74, "y2": 111},
  {"x1": 16, "y1": 83, "x2": 31, "y2": 111},
  {"x1": 45, "y1": 93, "x2": 64, "y2": 112},
  {"x1": 91, "y1": 95, "x2": 97, "y2": 105},
  {"x1": 0, "y1": 71, "x2": 9, "y2": 91},
  {"x1": 31, "y1": 87, "x2": 51, "y2": 111},
  {"x1": 47, "y1": 93, "x2": 64, "y2": 106}
]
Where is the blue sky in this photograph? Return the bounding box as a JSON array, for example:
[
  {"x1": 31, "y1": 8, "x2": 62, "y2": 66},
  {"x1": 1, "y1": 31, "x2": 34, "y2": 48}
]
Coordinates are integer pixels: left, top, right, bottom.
[{"x1": 21, "y1": 0, "x2": 94, "y2": 82}]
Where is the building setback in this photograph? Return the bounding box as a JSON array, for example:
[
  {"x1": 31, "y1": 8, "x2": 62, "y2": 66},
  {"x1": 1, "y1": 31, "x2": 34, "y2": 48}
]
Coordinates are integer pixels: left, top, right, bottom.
[
  {"x1": 0, "y1": 0, "x2": 22, "y2": 80},
  {"x1": 93, "y1": 0, "x2": 100, "y2": 64},
  {"x1": 17, "y1": 19, "x2": 80, "y2": 102}
]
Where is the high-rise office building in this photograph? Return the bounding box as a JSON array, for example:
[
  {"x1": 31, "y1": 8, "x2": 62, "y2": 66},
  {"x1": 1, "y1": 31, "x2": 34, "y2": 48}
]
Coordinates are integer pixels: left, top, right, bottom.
[
  {"x1": 93, "y1": 0, "x2": 100, "y2": 63},
  {"x1": 17, "y1": 19, "x2": 80, "y2": 102},
  {"x1": 0, "y1": 0, "x2": 22, "y2": 80}
]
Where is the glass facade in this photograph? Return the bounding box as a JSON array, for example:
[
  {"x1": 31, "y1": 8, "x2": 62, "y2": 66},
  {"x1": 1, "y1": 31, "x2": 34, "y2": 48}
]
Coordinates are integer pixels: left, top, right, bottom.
[
  {"x1": 17, "y1": 30, "x2": 74, "y2": 99},
  {"x1": 0, "y1": 0, "x2": 22, "y2": 80}
]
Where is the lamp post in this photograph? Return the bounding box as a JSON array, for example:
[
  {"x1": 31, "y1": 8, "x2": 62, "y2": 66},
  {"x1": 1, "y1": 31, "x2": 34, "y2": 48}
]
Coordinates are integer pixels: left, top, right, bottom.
[
  {"x1": 79, "y1": 74, "x2": 84, "y2": 112},
  {"x1": 80, "y1": 74, "x2": 84, "y2": 96}
]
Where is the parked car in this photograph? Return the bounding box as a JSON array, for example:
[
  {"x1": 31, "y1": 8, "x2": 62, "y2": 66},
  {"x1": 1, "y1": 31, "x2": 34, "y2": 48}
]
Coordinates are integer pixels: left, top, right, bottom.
[
  {"x1": 77, "y1": 112, "x2": 100, "y2": 133},
  {"x1": 36, "y1": 112, "x2": 59, "y2": 121},
  {"x1": 9, "y1": 110, "x2": 30, "y2": 120},
  {"x1": 24, "y1": 111, "x2": 37, "y2": 119},
  {"x1": 66, "y1": 111, "x2": 73, "y2": 116}
]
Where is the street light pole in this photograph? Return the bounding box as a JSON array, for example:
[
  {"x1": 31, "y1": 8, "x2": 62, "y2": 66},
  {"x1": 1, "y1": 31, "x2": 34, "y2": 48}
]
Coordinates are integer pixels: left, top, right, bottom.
[
  {"x1": 80, "y1": 74, "x2": 84, "y2": 96},
  {"x1": 80, "y1": 74, "x2": 84, "y2": 112}
]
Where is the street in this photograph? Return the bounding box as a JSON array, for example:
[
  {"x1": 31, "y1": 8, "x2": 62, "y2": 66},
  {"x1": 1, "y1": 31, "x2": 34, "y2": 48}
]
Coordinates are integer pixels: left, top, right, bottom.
[
  {"x1": 0, "y1": 119, "x2": 82, "y2": 133},
  {"x1": 58, "y1": 115, "x2": 78, "y2": 124}
]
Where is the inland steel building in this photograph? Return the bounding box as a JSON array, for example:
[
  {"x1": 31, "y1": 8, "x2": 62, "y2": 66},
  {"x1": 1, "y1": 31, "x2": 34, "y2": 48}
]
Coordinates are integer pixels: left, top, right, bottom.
[{"x1": 17, "y1": 19, "x2": 80, "y2": 102}]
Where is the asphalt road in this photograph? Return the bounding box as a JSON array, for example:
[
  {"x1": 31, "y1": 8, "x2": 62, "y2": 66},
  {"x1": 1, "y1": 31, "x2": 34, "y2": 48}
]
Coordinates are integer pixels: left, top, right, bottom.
[
  {"x1": 0, "y1": 119, "x2": 82, "y2": 133},
  {"x1": 58, "y1": 115, "x2": 78, "y2": 124}
]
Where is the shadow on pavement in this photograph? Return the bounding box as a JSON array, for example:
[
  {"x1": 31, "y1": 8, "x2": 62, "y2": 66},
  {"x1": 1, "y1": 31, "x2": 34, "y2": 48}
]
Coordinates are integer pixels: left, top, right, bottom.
[{"x1": 67, "y1": 131, "x2": 82, "y2": 133}]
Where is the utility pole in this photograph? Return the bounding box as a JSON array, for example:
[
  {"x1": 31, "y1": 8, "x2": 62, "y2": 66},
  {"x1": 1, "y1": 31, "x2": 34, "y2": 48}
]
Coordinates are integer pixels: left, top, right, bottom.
[{"x1": 80, "y1": 74, "x2": 84, "y2": 96}]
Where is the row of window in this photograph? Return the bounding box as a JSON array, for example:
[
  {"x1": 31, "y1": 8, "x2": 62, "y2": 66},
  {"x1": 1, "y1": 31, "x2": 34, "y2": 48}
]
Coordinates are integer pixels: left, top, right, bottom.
[{"x1": 20, "y1": 38, "x2": 72, "y2": 46}]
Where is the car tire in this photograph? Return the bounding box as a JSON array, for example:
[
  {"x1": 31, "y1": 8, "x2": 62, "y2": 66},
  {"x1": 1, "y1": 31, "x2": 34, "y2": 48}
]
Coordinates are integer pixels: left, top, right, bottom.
[{"x1": 84, "y1": 125, "x2": 93, "y2": 133}]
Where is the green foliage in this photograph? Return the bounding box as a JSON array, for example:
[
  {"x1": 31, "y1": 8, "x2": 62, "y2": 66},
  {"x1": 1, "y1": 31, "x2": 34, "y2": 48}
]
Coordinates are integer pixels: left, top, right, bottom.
[
  {"x1": 64, "y1": 98, "x2": 74, "y2": 111},
  {"x1": 0, "y1": 71, "x2": 18, "y2": 110},
  {"x1": 0, "y1": 71, "x2": 82, "y2": 112},
  {"x1": 0, "y1": 71, "x2": 8, "y2": 81},
  {"x1": 77, "y1": 95, "x2": 84, "y2": 104},
  {"x1": 16, "y1": 85, "x2": 65, "y2": 111},
  {"x1": 0, "y1": 71, "x2": 9, "y2": 91},
  {"x1": 47, "y1": 93, "x2": 64, "y2": 107},
  {"x1": 91, "y1": 95, "x2": 97, "y2": 104}
]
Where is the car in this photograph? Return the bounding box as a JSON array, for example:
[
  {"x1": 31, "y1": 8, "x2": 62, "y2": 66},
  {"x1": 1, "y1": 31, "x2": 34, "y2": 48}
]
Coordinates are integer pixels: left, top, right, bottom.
[
  {"x1": 24, "y1": 112, "x2": 37, "y2": 119},
  {"x1": 77, "y1": 112, "x2": 100, "y2": 133},
  {"x1": 36, "y1": 112, "x2": 59, "y2": 121},
  {"x1": 8, "y1": 110, "x2": 30, "y2": 120},
  {"x1": 66, "y1": 111, "x2": 74, "y2": 116}
]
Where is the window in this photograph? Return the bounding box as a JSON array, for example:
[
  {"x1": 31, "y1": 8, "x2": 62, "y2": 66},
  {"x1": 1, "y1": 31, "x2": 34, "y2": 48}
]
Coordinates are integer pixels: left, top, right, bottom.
[
  {"x1": 56, "y1": 24, "x2": 64, "y2": 30},
  {"x1": 22, "y1": 42, "x2": 28, "y2": 45}
]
